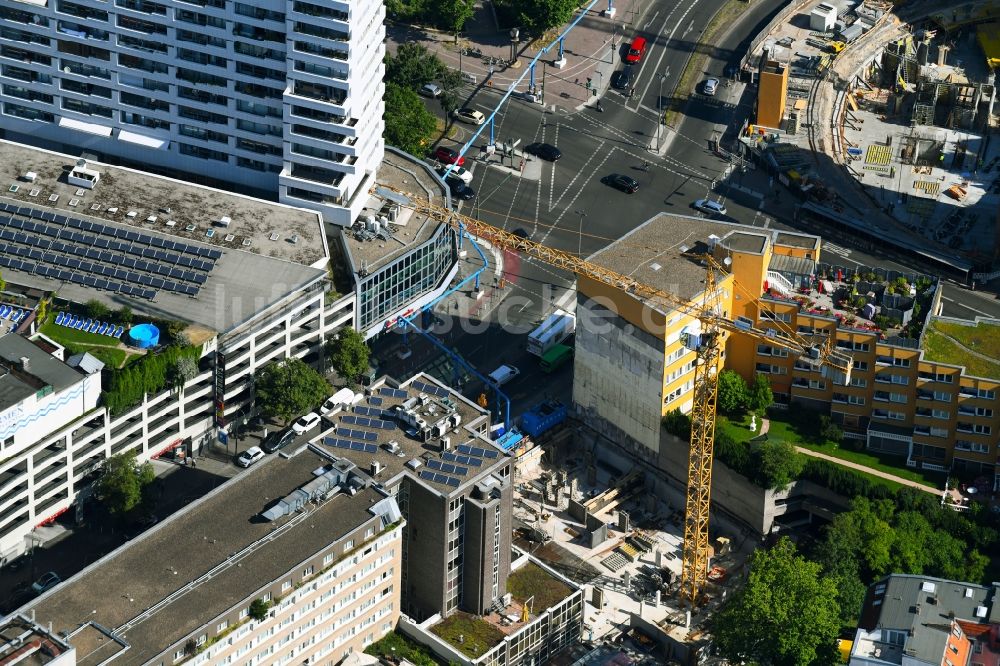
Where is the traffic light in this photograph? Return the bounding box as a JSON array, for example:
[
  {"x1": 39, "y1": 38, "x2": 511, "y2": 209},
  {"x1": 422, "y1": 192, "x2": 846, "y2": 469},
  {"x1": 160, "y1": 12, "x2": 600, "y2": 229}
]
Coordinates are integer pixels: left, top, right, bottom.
[{"x1": 586, "y1": 77, "x2": 592, "y2": 89}]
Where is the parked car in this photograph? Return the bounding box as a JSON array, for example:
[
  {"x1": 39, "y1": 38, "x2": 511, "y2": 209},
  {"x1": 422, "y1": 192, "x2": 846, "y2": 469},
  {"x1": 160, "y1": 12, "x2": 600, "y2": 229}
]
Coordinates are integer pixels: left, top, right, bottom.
[
  {"x1": 432, "y1": 146, "x2": 465, "y2": 166},
  {"x1": 124, "y1": 514, "x2": 159, "y2": 540},
  {"x1": 32, "y1": 572, "x2": 60, "y2": 595},
  {"x1": 693, "y1": 199, "x2": 728, "y2": 216},
  {"x1": 524, "y1": 143, "x2": 562, "y2": 161},
  {"x1": 262, "y1": 429, "x2": 296, "y2": 454},
  {"x1": 420, "y1": 83, "x2": 442, "y2": 98},
  {"x1": 602, "y1": 174, "x2": 640, "y2": 193},
  {"x1": 611, "y1": 65, "x2": 634, "y2": 90},
  {"x1": 625, "y1": 36, "x2": 647, "y2": 63},
  {"x1": 291, "y1": 412, "x2": 321, "y2": 435},
  {"x1": 236, "y1": 446, "x2": 265, "y2": 468},
  {"x1": 448, "y1": 181, "x2": 476, "y2": 201},
  {"x1": 438, "y1": 164, "x2": 473, "y2": 184},
  {"x1": 488, "y1": 364, "x2": 520, "y2": 386},
  {"x1": 702, "y1": 78, "x2": 719, "y2": 96},
  {"x1": 452, "y1": 107, "x2": 486, "y2": 125}
]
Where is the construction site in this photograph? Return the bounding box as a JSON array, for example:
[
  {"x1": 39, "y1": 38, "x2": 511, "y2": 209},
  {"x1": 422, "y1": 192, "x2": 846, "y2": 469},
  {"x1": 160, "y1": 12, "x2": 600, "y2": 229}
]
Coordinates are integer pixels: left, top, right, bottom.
[
  {"x1": 510, "y1": 432, "x2": 754, "y2": 663},
  {"x1": 738, "y1": 0, "x2": 1000, "y2": 272}
]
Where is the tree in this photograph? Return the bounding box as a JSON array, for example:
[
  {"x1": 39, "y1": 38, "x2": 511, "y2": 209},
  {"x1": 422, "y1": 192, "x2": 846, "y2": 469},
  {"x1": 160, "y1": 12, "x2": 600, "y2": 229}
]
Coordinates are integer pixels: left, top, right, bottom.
[
  {"x1": 169, "y1": 354, "x2": 198, "y2": 389},
  {"x1": 96, "y1": 451, "x2": 155, "y2": 516},
  {"x1": 514, "y1": 0, "x2": 579, "y2": 33},
  {"x1": 85, "y1": 298, "x2": 110, "y2": 320},
  {"x1": 661, "y1": 409, "x2": 691, "y2": 441},
  {"x1": 438, "y1": 68, "x2": 464, "y2": 114},
  {"x1": 750, "y1": 440, "x2": 803, "y2": 491},
  {"x1": 117, "y1": 306, "x2": 134, "y2": 326},
  {"x1": 746, "y1": 373, "x2": 774, "y2": 413},
  {"x1": 430, "y1": 0, "x2": 474, "y2": 38},
  {"x1": 326, "y1": 328, "x2": 371, "y2": 385},
  {"x1": 385, "y1": 44, "x2": 444, "y2": 90},
  {"x1": 248, "y1": 598, "x2": 272, "y2": 622},
  {"x1": 716, "y1": 370, "x2": 748, "y2": 414},
  {"x1": 714, "y1": 538, "x2": 840, "y2": 666},
  {"x1": 384, "y1": 82, "x2": 437, "y2": 156},
  {"x1": 254, "y1": 357, "x2": 330, "y2": 421}
]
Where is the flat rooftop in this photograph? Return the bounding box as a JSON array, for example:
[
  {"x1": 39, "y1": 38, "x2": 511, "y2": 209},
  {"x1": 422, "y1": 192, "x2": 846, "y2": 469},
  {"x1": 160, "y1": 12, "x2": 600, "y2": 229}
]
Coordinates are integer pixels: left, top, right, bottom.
[
  {"x1": 341, "y1": 150, "x2": 449, "y2": 274},
  {"x1": 311, "y1": 373, "x2": 506, "y2": 494},
  {"x1": 0, "y1": 615, "x2": 75, "y2": 665},
  {"x1": 586, "y1": 214, "x2": 789, "y2": 303},
  {"x1": 0, "y1": 186, "x2": 326, "y2": 334},
  {"x1": 0, "y1": 140, "x2": 328, "y2": 266},
  {"x1": 0, "y1": 334, "x2": 83, "y2": 412},
  {"x1": 923, "y1": 318, "x2": 1000, "y2": 380},
  {"x1": 25, "y1": 450, "x2": 388, "y2": 666}
]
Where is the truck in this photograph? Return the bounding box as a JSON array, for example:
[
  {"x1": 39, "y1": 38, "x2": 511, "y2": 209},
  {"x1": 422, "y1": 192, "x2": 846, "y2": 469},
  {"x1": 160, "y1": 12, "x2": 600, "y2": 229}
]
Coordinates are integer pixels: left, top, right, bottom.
[
  {"x1": 526, "y1": 308, "x2": 575, "y2": 357},
  {"x1": 539, "y1": 344, "x2": 573, "y2": 373},
  {"x1": 521, "y1": 400, "x2": 568, "y2": 438}
]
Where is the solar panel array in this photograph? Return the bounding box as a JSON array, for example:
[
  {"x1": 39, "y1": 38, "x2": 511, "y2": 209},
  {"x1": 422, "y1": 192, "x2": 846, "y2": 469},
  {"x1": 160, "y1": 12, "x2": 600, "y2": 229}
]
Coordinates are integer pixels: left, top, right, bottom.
[
  {"x1": 354, "y1": 406, "x2": 390, "y2": 418},
  {"x1": 379, "y1": 387, "x2": 407, "y2": 398},
  {"x1": 442, "y1": 452, "x2": 483, "y2": 467},
  {"x1": 324, "y1": 437, "x2": 378, "y2": 454},
  {"x1": 456, "y1": 443, "x2": 500, "y2": 459},
  {"x1": 426, "y1": 458, "x2": 468, "y2": 476},
  {"x1": 336, "y1": 427, "x2": 377, "y2": 441},
  {"x1": 419, "y1": 469, "x2": 460, "y2": 488},
  {"x1": 412, "y1": 380, "x2": 449, "y2": 398},
  {"x1": 342, "y1": 414, "x2": 394, "y2": 430},
  {"x1": 369, "y1": 397, "x2": 384, "y2": 406},
  {"x1": 0, "y1": 202, "x2": 221, "y2": 300}
]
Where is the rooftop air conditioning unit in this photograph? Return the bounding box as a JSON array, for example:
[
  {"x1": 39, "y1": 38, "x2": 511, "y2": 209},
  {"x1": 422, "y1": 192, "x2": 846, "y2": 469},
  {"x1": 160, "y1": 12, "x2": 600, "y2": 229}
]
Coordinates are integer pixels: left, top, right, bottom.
[{"x1": 219, "y1": 216, "x2": 232, "y2": 227}]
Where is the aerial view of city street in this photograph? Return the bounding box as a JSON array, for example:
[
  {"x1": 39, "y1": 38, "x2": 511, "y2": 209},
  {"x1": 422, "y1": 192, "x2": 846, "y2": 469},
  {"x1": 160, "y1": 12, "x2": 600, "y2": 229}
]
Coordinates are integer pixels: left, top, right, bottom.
[{"x1": 0, "y1": 0, "x2": 998, "y2": 663}]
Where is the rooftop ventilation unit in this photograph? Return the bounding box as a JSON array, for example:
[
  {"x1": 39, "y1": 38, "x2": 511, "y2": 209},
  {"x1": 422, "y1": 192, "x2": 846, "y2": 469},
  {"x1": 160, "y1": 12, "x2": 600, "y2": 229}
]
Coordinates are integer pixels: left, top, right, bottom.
[
  {"x1": 22, "y1": 172, "x2": 37, "y2": 183},
  {"x1": 921, "y1": 581, "x2": 936, "y2": 593},
  {"x1": 976, "y1": 606, "x2": 988, "y2": 618},
  {"x1": 219, "y1": 216, "x2": 232, "y2": 227},
  {"x1": 406, "y1": 458, "x2": 422, "y2": 470}
]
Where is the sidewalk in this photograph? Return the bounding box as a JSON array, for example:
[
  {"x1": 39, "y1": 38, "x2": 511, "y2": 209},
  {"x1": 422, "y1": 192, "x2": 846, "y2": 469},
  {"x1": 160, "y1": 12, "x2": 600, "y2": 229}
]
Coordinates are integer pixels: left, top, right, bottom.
[
  {"x1": 793, "y1": 446, "x2": 945, "y2": 496},
  {"x1": 387, "y1": 0, "x2": 642, "y2": 113}
]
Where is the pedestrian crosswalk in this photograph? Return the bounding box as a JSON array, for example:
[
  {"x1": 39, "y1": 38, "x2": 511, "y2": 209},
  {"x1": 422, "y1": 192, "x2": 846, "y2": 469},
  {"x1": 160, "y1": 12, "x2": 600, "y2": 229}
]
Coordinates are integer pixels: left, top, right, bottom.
[
  {"x1": 824, "y1": 242, "x2": 852, "y2": 257},
  {"x1": 865, "y1": 144, "x2": 893, "y2": 166}
]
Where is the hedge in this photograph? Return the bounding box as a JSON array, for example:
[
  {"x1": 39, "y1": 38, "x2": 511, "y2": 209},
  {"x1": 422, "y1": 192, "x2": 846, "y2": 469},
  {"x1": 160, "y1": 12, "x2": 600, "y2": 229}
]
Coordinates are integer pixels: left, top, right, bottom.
[{"x1": 102, "y1": 344, "x2": 202, "y2": 415}]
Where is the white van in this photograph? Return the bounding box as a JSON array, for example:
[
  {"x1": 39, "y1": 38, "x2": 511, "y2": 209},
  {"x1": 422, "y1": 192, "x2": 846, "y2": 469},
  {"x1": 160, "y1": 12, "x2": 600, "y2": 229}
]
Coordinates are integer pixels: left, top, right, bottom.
[{"x1": 488, "y1": 364, "x2": 520, "y2": 386}]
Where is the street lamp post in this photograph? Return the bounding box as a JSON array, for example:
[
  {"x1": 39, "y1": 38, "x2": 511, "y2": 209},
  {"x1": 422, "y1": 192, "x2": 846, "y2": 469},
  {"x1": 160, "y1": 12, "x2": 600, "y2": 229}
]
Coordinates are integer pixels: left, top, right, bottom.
[
  {"x1": 510, "y1": 28, "x2": 519, "y2": 67},
  {"x1": 575, "y1": 210, "x2": 587, "y2": 257}
]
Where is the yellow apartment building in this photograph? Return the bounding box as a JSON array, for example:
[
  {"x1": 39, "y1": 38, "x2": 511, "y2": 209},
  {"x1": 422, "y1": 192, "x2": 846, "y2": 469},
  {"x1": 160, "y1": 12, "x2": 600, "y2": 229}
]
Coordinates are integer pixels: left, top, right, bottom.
[{"x1": 573, "y1": 213, "x2": 1000, "y2": 490}]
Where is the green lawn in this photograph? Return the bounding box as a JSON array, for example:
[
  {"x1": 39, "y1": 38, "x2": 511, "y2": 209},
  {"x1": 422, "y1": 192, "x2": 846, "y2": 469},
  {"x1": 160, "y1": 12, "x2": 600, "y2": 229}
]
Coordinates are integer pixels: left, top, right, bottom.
[
  {"x1": 923, "y1": 320, "x2": 1000, "y2": 380},
  {"x1": 717, "y1": 413, "x2": 943, "y2": 490},
  {"x1": 430, "y1": 612, "x2": 504, "y2": 659},
  {"x1": 507, "y1": 561, "x2": 572, "y2": 611},
  {"x1": 40, "y1": 316, "x2": 137, "y2": 369}
]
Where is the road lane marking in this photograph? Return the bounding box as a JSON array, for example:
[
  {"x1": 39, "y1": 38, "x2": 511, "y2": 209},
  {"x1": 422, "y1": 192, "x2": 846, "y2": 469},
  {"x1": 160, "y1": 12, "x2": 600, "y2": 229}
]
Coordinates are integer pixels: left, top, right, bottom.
[
  {"x1": 942, "y1": 296, "x2": 991, "y2": 318},
  {"x1": 631, "y1": 0, "x2": 701, "y2": 112}
]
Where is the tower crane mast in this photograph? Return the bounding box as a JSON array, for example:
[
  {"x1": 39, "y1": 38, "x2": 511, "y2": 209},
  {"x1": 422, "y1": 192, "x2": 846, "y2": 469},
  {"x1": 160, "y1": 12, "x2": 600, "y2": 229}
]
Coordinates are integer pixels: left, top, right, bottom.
[{"x1": 376, "y1": 185, "x2": 853, "y2": 604}]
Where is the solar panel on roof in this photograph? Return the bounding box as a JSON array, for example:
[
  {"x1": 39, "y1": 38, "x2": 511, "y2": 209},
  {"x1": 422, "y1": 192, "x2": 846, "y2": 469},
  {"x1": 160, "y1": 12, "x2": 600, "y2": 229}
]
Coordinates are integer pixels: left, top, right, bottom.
[
  {"x1": 142, "y1": 289, "x2": 155, "y2": 299},
  {"x1": 154, "y1": 264, "x2": 170, "y2": 276},
  {"x1": 28, "y1": 249, "x2": 41, "y2": 260},
  {"x1": 8, "y1": 219, "x2": 22, "y2": 229},
  {"x1": 80, "y1": 261, "x2": 93, "y2": 273},
  {"x1": 151, "y1": 237, "x2": 164, "y2": 248},
  {"x1": 95, "y1": 279, "x2": 109, "y2": 290},
  {"x1": 80, "y1": 221, "x2": 93, "y2": 231},
  {"x1": 379, "y1": 387, "x2": 407, "y2": 399},
  {"x1": 83, "y1": 276, "x2": 97, "y2": 287},
  {"x1": 71, "y1": 273, "x2": 85, "y2": 284},
  {"x1": 163, "y1": 280, "x2": 177, "y2": 292},
  {"x1": 85, "y1": 248, "x2": 99, "y2": 259},
  {"x1": 120, "y1": 284, "x2": 133, "y2": 296},
  {"x1": 122, "y1": 257, "x2": 136, "y2": 268},
  {"x1": 125, "y1": 231, "x2": 139, "y2": 242},
  {"x1": 21, "y1": 221, "x2": 35, "y2": 232},
  {"x1": 141, "y1": 248, "x2": 154, "y2": 258},
  {"x1": 483, "y1": 449, "x2": 499, "y2": 459},
  {"x1": 162, "y1": 240, "x2": 175, "y2": 251},
  {"x1": 53, "y1": 215, "x2": 67, "y2": 225},
  {"x1": 36, "y1": 265, "x2": 49, "y2": 277},
  {"x1": 207, "y1": 249, "x2": 222, "y2": 260},
  {"x1": 135, "y1": 259, "x2": 149, "y2": 271},
  {"x1": 419, "y1": 470, "x2": 435, "y2": 482},
  {"x1": 149, "y1": 277, "x2": 163, "y2": 288},
  {"x1": 13, "y1": 233, "x2": 26, "y2": 243},
  {"x1": 137, "y1": 275, "x2": 153, "y2": 286},
  {"x1": 0, "y1": 257, "x2": 10, "y2": 268},
  {"x1": 106, "y1": 281, "x2": 121, "y2": 293},
  {"x1": 369, "y1": 397, "x2": 383, "y2": 406},
  {"x1": 178, "y1": 256, "x2": 193, "y2": 267},
  {"x1": 136, "y1": 234, "x2": 151, "y2": 244},
  {"x1": 95, "y1": 238, "x2": 109, "y2": 248},
  {"x1": 191, "y1": 274, "x2": 207, "y2": 285},
  {"x1": 67, "y1": 218, "x2": 81, "y2": 228},
  {"x1": 426, "y1": 459, "x2": 442, "y2": 471}
]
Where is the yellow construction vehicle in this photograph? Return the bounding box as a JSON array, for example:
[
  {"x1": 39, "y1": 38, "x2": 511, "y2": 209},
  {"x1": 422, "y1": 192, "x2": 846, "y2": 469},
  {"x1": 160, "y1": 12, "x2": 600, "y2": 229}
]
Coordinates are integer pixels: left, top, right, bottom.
[
  {"x1": 828, "y1": 40, "x2": 846, "y2": 54},
  {"x1": 378, "y1": 185, "x2": 854, "y2": 605}
]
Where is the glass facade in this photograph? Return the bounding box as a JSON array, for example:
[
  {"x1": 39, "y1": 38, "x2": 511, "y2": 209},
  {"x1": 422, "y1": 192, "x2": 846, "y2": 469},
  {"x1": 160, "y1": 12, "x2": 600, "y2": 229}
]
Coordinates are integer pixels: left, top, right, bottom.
[{"x1": 358, "y1": 226, "x2": 457, "y2": 330}]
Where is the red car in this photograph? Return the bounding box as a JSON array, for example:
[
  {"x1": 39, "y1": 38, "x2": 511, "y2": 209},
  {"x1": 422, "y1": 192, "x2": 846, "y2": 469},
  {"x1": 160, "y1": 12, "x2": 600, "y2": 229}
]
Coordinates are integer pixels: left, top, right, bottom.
[
  {"x1": 625, "y1": 36, "x2": 647, "y2": 63},
  {"x1": 433, "y1": 146, "x2": 465, "y2": 166}
]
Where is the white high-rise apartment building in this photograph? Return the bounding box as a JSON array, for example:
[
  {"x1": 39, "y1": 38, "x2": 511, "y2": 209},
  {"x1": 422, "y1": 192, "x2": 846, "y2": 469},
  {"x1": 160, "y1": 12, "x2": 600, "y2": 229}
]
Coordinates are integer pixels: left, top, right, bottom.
[{"x1": 0, "y1": 0, "x2": 385, "y2": 226}]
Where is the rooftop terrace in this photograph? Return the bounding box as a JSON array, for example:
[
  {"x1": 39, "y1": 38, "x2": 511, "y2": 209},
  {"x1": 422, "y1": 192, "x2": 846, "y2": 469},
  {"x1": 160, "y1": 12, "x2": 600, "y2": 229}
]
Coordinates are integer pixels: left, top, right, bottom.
[
  {"x1": 25, "y1": 450, "x2": 389, "y2": 666},
  {"x1": 340, "y1": 150, "x2": 450, "y2": 275},
  {"x1": 310, "y1": 373, "x2": 506, "y2": 494},
  {"x1": 0, "y1": 614, "x2": 75, "y2": 665},
  {"x1": 0, "y1": 140, "x2": 328, "y2": 266}
]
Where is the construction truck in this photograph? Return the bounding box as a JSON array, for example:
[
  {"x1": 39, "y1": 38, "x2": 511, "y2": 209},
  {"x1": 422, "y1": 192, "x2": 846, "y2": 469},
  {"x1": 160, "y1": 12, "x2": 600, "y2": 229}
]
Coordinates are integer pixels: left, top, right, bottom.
[{"x1": 828, "y1": 40, "x2": 845, "y2": 54}]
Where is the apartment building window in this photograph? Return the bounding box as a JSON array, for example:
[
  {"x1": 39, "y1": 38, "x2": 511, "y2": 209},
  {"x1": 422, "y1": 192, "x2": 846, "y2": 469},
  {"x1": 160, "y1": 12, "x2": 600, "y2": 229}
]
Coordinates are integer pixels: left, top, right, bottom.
[
  {"x1": 281, "y1": 580, "x2": 292, "y2": 592},
  {"x1": 121, "y1": 110, "x2": 170, "y2": 130},
  {"x1": 837, "y1": 340, "x2": 870, "y2": 352},
  {"x1": 932, "y1": 408, "x2": 949, "y2": 419},
  {"x1": 919, "y1": 371, "x2": 953, "y2": 382},
  {"x1": 1, "y1": 6, "x2": 50, "y2": 25},
  {"x1": 876, "y1": 355, "x2": 910, "y2": 367},
  {"x1": 117, "y1": 14, "x2": 167, "y2": 35},
  {"x1": 61, "y1": 79, "x2": 112, "y2": 98},
  {"x1": 217, "y1": 620, "x2": 228, "y2": 632},
  {"x1": 756, "y1": 344, "x2": 789, "y2": 358},
  {"x1": 832, "y1": 392, "x2": 865, "y2": 405},
  {"x1": 177, "y1": 68, "x2": 227, "y2": 88},
  {"x1": 62, "y1": 98, "x2": 113, "y2": 117},
  {"x1": 235, "y1": 3, "x2": 286, "y2": 21},
  {"x1": 237, "y1": 157, "x2": 281, "y2": 173},
  {"x1": 196, "y1": 635, "x2": 207, "y2": 647},
  {"x1": 854, "y1": 361, "x2": 869, "y2": 371},
  {"x1": 236, "y1": 119, "x2": 282, "y2": 137},
  {"x1": 2, "y1": 85, "x2": 54, "y2": 104},
  {"x1": 3, "y1": 27, "x2": 51, "y2": 47},
  {"x1": 889, "y1": 392, "x2": 907, "y2": 404},
  {"x1": 57, "y1": 1, "x2": 109, "y2": 22},
  {"x1": 177, "y1": 29, "x2": 226, "y2": 48},
  {"x1": 178, "y1": 106, "x2": 228, "y2": 125},
  {"x1": 177, "y1": 86, "x2": 227, "y2": 106},
  {"x1": 850, "y1": 377, "x2": 867, "y2": 388},
  {"x1": 115, "y1": 0, "x2": 168, "y2": 15},
  {"x1": 933, "y1": 390, "x2": 952, "y2": 402},
  {"x1": 179, "y1": 124, "x2": 229, "y2": 144},
  {"x1": 929, "y1": 427, "x2": 948, "y2": 437},
  {"x1": 235, "y1": 41, "x2": 286, "y2": 61},
  {"x1": 178, "y1": 48, "x2": 228, "y2": 68},
  {"x1": 2, "y1": 65, "x2": 51, "y2": 84},
  {"x1": 756, "y1": 363, "x2": 786, "y2": 375},
  {"x1": 235, "y1": 61, "x2": 284, "y2": 81},
  {"x1": 233, "y1": 23, "x2": 284, "y2": 43},
  {"x1": 761, "y1": 310, "x2": 792, "y2": 323},
  {"x1": 3, "y1": 103, "x2": 54, "y2": 122},
  {"x1": 303, "y1": 565, "x2": 314, "y2": 578},
  {"x1": 235, "y1": 81, "x2": 283, "y2": 99},
  {"x1": 2, "y1": 46, "x2": 52, "y2": 66},
  {"x1": 120, "y1": 91, "x2": 169, "y2": 112},
  {"x1": 178, "y1": 143, "x2": 229, "y2": 162},
  {"x1": 174, "y1": 649, "x2": 185, "y2": 662},
  {"x1": 239, "y1": 607, "x2": 249, "y2": 620},
  {"x1": 177, "y1": 9, "x2": 226, "y2": 29},
  {"x1": 955, "y1": 440, "x2": 989, "y2": 453},
  {"x1": 344, "y1": 539, "x2": 354, "y2": 552}
]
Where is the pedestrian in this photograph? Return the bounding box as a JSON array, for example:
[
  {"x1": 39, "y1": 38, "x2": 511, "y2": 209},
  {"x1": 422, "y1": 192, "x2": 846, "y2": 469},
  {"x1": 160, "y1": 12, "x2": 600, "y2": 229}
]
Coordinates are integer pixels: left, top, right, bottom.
[{"x1": 596, "y1": 100, "x2": 603, "y2": 112}]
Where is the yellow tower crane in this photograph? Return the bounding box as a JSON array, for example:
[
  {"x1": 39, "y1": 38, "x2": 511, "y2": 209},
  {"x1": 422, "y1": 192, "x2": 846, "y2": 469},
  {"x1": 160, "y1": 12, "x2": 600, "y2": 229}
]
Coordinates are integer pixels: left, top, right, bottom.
[{"x1": 375, "y1": 185, "x2": 854, "y2": 604}]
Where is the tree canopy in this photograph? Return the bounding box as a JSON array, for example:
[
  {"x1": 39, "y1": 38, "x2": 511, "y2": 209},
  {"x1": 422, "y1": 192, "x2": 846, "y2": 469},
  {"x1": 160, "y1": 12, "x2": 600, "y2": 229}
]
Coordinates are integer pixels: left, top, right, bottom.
[
  {"x1": 326, "y1": 328, "x2": 371, "y2": 385},
  {"x1": 384, "y1": 82, "x2": 438, "y2": 156},
  {"x1": 714, "y1": 538, "x2": 840, "y2": 666},
  {"x1": 511, "y1": 0, "x2": 579, "y2": 33},
  {"x1": 750, "y1": 440, "x2": 803, "y2": 491},
  {"x1": 96, "y1": 451, "x2": 156, "y2": 516},
  {"x1": 386, "y1": 0, "x2": 474, "y2": 34},
  {"x1": 386, "y1": 44, "x2": 443, "y2": 90},
  {"x1": 254, "y1": 357, "x2": 330, "y2": 421},
  {"x1": 716, "y1": 370, "x2": 749, "y2": 414},
  {"x1": 746, "y1": 373, "x2": 774, "y2": 412}
]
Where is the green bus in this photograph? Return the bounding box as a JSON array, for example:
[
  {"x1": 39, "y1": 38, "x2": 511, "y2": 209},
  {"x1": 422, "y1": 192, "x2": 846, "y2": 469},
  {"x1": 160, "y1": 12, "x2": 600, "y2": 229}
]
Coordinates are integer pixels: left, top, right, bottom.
[{"x1": 540, "y1": 344, "x2": 573, "y2": 373}]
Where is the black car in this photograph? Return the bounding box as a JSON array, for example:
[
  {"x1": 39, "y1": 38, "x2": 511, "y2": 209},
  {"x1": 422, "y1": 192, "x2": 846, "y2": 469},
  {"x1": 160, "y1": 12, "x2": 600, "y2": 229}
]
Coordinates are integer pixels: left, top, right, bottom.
[
  {"x1": 525, "y1": 143, "x2": 562, "y2": 161},
  {"x1": 611, "y1": 65, "x2": 633, "y2": 90},
  {"x1": 262, "y1": 429, "x2": 295, "y2": 454},
  {"x1": 448, "y1": 181, "x2": 476, "y2": 201},
  {"x1": 602, "y1": 174, "x2": 640, "y2": 193}
]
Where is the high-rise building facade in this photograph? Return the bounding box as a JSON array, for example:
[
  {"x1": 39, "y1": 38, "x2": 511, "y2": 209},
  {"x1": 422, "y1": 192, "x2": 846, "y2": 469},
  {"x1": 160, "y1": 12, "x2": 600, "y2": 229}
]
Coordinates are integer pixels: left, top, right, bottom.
[{"x1": 0, "y1": 0, "x2": 385, "y2": 226}]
